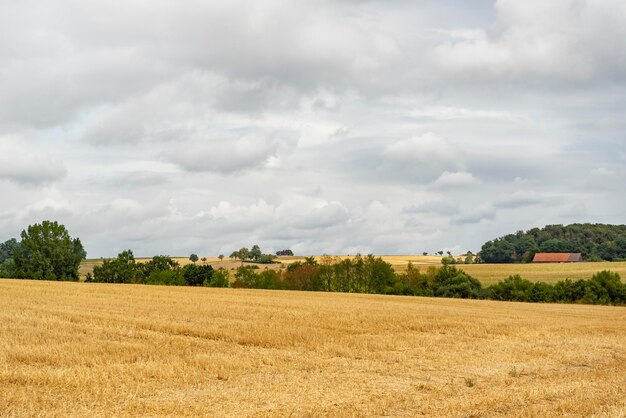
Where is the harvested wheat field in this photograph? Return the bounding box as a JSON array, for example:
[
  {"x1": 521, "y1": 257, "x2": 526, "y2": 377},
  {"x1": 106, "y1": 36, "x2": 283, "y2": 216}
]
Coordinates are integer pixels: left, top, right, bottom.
[
  {"x1": 456, "y1": 261, "x2": 626, "y2": 285},
  {"x1": 1, "y1": 280, "x2": 626, "y2": 417}
]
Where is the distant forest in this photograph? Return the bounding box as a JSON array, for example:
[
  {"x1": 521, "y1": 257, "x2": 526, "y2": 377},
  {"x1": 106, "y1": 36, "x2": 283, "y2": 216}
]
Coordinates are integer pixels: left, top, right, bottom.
[{"x1": 479, "y1": 224, "x2": 626, "y2": 263}]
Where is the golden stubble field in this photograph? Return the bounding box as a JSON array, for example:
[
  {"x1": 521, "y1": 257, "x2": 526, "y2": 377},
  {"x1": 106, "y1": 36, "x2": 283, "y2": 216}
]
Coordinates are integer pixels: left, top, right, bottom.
[{"x1": 1, "y1": 280, "x2": 625, "y2": 417}]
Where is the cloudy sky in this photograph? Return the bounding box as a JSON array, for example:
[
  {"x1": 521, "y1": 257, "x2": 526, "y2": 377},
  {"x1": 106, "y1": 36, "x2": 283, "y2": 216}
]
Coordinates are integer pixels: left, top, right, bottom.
[{"x1": 1, "y1": 0, "x2": 625, "y2": 257}]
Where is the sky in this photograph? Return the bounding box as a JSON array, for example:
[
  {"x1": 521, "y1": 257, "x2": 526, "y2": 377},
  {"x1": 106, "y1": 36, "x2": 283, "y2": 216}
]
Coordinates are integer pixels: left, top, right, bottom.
[{"x1": 1, "y1": 0, "x2": 625, "y2": 257}]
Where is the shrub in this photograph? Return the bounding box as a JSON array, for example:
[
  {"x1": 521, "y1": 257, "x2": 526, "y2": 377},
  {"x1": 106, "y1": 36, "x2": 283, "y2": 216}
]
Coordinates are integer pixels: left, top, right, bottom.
[
  {"x1": 232, "y1": 266, "x2": 261, "y2": 288},
  {"x1": 144, "y1": 270, "x2": 186, "y2": 286},
  {"x1": 529, "y1": 282, "x2": 555, "y2": 303},
  {"x1": 390, "y1": 263, "x2": 432, "y2": 296},
  {"x1": 589, "y1": 271, "x2": 625, "y2": 304},
  {"x1": 282, "y1": 264, "x2": 321, "y2": 291},
  {"x1": 488, "y1": 275, "x2": 535, "y2": 302},
  {"x1": 206, "y1": 269, "x2": 230, "y2": 287},
  {"x1": 432, "y1": 266, "x2": 482, "y2": 299},
  {"x1": 93, "y1": 250, "x2": 140, "y2": 284},
  {"x1": 182, "y1": 264, "x2": 214, "y2": 286},
  {"x1": 0, "y1": 258, "x2": 16, "y2": 278},
  {"x1": 257, "y1": 254, "x2": 276, "y2": 264}
]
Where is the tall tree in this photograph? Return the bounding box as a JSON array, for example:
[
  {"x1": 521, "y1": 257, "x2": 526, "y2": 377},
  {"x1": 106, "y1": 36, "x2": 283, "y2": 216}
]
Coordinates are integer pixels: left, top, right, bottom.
[
  {"x1": 14, "y1": 221, "x2": 86, "y2": 281},
  {"x1": 249, "y1": 245, "x2": 262, "y2": 261},
  {"x1": 237, "y1": 247, "x2": 250, "y2": 264},
  {"x1": 0, "y1": 238, "x2": 20, "y2": 264}
]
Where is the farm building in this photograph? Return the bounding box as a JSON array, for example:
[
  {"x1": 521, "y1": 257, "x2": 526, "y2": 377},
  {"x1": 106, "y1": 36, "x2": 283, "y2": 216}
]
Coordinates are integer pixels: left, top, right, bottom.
[{"x1": 532, "y1": 253, "x2": 583, "y2": 263}]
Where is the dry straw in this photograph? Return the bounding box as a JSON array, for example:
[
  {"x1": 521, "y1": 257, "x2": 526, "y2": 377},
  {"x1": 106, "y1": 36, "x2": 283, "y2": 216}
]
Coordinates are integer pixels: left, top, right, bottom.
[{"x1": 1, "y1": 279, "x2": 625, "y2": 416}]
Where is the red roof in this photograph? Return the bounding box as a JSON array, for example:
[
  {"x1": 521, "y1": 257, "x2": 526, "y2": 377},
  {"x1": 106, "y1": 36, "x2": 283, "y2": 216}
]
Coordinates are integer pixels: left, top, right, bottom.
[{"x1": 532, "y1": 253, "x2": 582, "y2": 263}]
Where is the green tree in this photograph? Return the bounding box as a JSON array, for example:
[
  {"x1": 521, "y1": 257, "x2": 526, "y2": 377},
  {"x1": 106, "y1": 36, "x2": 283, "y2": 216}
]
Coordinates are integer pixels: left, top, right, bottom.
[
  {"x1": 488, "y1": 275, "x2": 534, "y2": 302},
  {"x1": 13, "y1": 221, "x2": 86, "y2": 281},
  {"x1": 206, "y1": 269, "x2": 230, "y2": 287},
  {"x1": 237, "y1": 247, "x2": 250, "y2": 264},
  {"x1": 189, "y1": 253, "x2": 199, "y2": 264},
  {"x1": 441, "y1": 255, "x2": 456, "y2": 265},
  {"x1": 232, "y1": 265, "x2": 259, "y2": 288},
  {"x1": 0, "y1": 238, "x2": 20, "y2": 264},
  {"x1": 93, "y1": 250, "x2": 140, "y2": 284},
  {"x1": 182, "y1": 263, "x2": 213, "y2": 286},
  {"x1": 218, "y1": 254, "x2": 224, "y2": 262},
  {"x1": 362, "y1": 255, "x2": 396, "y2": 294},
  {"x1": 139, "y1": 255, "x2": 180, "y2": 283},
  {"x1": 257, "y1": 254, "x2": 276, "y2": 264},
  {"x1": 393, "y1": 262, "x2": 433, "y2": 296},
  {"x1": 431, "y1": 265, "x2": 482, "y2": 299},
  {"x1": 540, "y1": 238, "x2": 572, "y2": 253},
  {"x1": 249, "y1": 245, "x2": 262, "y2": 261},
  {"x1": 0, "y1": 258, "x2": 16, "y2": 278}
]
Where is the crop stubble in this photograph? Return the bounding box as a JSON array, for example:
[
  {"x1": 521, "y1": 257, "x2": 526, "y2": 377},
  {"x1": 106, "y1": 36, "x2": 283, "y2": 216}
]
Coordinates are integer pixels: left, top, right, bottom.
[{"x1": 1, "y1": 279, "x2": 625, "y2": 417}]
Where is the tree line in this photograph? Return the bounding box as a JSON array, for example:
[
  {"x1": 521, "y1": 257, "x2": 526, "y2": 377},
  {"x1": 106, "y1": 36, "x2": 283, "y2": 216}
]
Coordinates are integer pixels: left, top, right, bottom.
[
  {"x1": 2, "y1": 220, "x2": 625, "y2": 306},
  {"x1": 90, "y1": 250, "x2": 229, "y2": 287},
  {"x1": 479, "y1": 223, "x2": 626, "y2": 263},
  {"x1": 231, "y1": 256, "x2": 626, "y2": 306}
]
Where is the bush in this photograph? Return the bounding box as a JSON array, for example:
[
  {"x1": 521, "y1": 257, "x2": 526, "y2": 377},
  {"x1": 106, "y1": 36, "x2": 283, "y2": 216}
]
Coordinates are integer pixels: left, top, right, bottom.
[
  {"x1": 546, "y1": 272, "x2": 624, "y2": 305},
  {"x1": 391, "y1": 263, "x2": 433, "y2": 296},
  {"x1": 232, "y1": 266, "x2": 261, "y2": 288},
  {"x1": 589, "y1": 270, "x2": 625, "y2": 304},
  {"x1": 182, "y1": 264, "x2": 214, "y2": 286},
  {"x1": 488, "y1": 275, "x2": 535, "y2": 302},
  {"x1": 0, "y1": 258, "x2": 16, "y2": 278},
  {"x1": 282, "y1": 263, "x2": 321, "y2": 291},
  {"x1": 144, "y1": 270, "x2": 186, "y2": 286},
  {"x1": 206, "y1": 269, "x2": 229, "y2": 287},
  {"x1": 529, "y1": 281, "x2": 555, "y2": 302},
  {"x1": 256, "y1": 254, "x2": 277, "y2": 264},
  {"x1": 432, "y1": 266, "x2": 482, "y2": 299},
  {"x1": 93, "y1": 250, "x2": 140, "y2": 284}
]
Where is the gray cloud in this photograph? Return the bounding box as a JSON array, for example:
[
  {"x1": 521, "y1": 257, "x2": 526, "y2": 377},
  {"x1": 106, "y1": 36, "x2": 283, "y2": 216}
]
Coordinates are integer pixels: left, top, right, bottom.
[
  {"x1": 0, "y1": 141, "x2": 67, "y2": 186},
  {"x1": 454, "y1": 204, "x2": 497, "y2": 225},
  {"x1": 494, "y1": 190, "x2": 557, "y2": 209},
  {"x1": 432, "y1": 171, "x2": 480, "y2": 189},
  {"x1": 0, "y1": 1, "x2": 624, "y2": 256}
]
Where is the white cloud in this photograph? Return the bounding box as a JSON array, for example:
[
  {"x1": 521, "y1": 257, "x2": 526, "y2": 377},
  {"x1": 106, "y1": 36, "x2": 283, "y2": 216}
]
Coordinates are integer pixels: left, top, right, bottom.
[
  {"x1": 454, "y1": 204, "x2": 496, "y2": 225},
  {"x1": 0, "y1": 1, "x2": 624, "y2": 256},
  {"x1": 168, "y1": 135, "x2": 283, "y2": 174},
  {"x1": 432, "y1": 171, "x2": 480, "y2": 189},
  {"x1": 380, "y1": 132, "x2": 464, "y2": 182},
  {"x1": 0, "y1": 140, "x2": 67, "y2": 186},
  {"x1": 409, "y1": 106, "x2": 528, "y2": 122},
  {"x1": 591, "y1": 167, "x2": 615, "y2": 176},
  {"x1": 383, "y1": 132, "x2": 460, "y2": 165},
  {"x1": 494, "y1": 190, "x2": 549, "y2": 209},
  {"x1": 430, "y1": 0, "x2": 626, "y2": 82}
]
